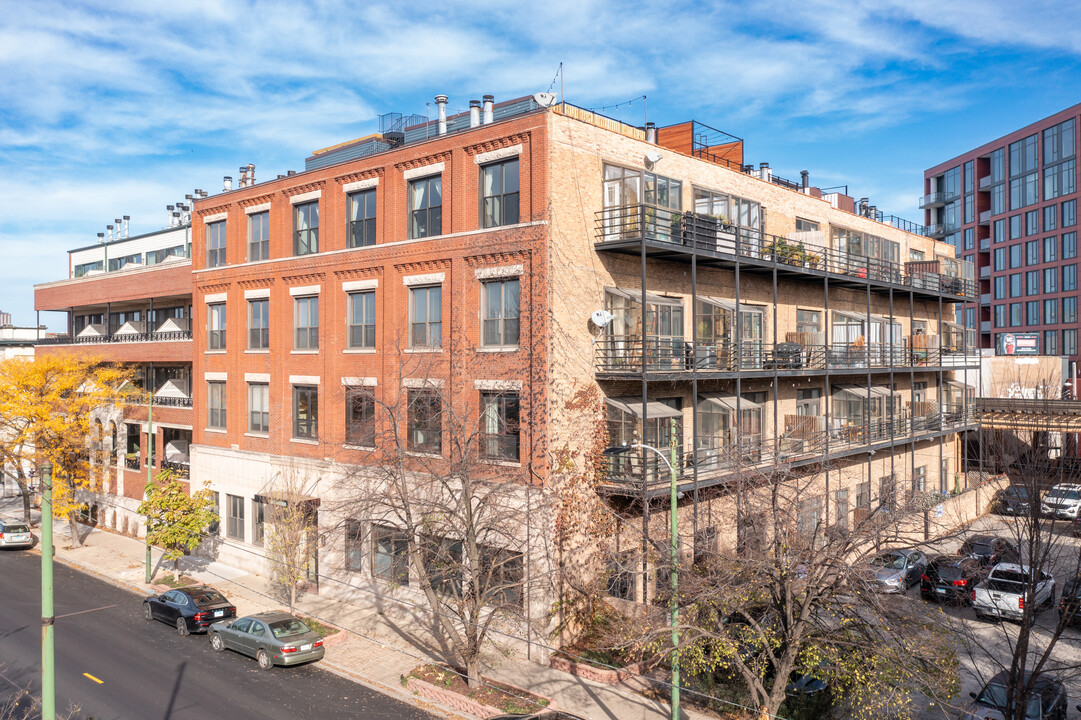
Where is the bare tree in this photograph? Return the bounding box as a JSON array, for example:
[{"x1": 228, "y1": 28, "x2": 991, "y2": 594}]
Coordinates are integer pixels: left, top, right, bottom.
[
  {"x1": 261, "y1": 468, "x2": 320, "y2": 614},
  {"x1": 953, "y1": 392, "x2": 1081, "y2": 720}
]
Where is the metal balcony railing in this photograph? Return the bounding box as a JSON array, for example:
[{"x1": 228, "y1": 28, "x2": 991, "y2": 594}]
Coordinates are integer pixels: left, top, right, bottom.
[
  {"x1": 124, "y1": 455, "x2": 140, "y2": 471},
  {"x1": 161, "y1": 460, "x2": 190, "y2": 478},
  {"x1": 595, "y1": 204, "x2": 977, "y2": 300},
  {"x1": 37, "y1": 330, "x2": 193, "y2": 346},
  {"x1": 920, "y1": 191, "x2": 948, "y2": 209},
  {"x1": 598, "y1": 409, "x2": 975, "y2": 493},
  {"x1": 152, "y1": 395, "x2": 193, "y2": 408},
  {"x1": 594, "y1": 337, "x2": 980, "y2": 375}
]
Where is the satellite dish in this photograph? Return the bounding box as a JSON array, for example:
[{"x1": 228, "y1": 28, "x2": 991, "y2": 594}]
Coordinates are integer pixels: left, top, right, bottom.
[
  {"x1": 591, "y1": 309, "x2": 614, "y2": 328},
  {"x1": 533, "y1": 92, "x2": 558, "y2": 108},
  {"x1": 645, "y1": 149, "x2": 662, "y2": 166}
]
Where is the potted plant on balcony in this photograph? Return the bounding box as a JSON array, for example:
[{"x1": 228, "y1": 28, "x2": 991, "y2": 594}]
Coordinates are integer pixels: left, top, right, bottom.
[{"x1": 804, "y1": 251, "x2": 821, "y2": 268}]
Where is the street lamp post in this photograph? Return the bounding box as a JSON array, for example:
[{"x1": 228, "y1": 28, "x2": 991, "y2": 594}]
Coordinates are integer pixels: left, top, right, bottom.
[
  {"x1": 604, "y1": 418, "x2": 680, "y2": 720},
  {"x1": 145, "y1": 390, "x2": 153, "y2": 584},
  {"x1": 39, "y1": 461, "x2": 55, "y2": 720}
]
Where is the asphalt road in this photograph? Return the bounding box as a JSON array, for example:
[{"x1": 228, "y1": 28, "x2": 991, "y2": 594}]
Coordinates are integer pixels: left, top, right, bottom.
[{"x1": 0, "y1": 550, "x2": 436, "y2": 720}]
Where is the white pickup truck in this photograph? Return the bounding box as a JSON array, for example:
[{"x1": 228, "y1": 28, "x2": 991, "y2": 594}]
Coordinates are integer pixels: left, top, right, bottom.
[{"x1": 972, "y1": 563, "x2": 1056, "y2": 621}]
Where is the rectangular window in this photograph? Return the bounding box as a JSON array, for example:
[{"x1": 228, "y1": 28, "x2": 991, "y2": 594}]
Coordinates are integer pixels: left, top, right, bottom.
[
  {"x1": 294, "y1": 296, "x2": 319, "y2": 350},
  {"x1": 1064, "y1": 232, "x2": 1078, "y2": 260},
  {"x1": 796, "y1": 218, "x2": 819, "y2": 232},
  {"x1": 913, "y1": 466, "x2": 927, "y2": 494},
  {"x1": 409, "y1": 175, "x2": 442, "y2": 239},
  {"x1": 482, "y1": 278, "x2": 520, "y2": 347},
  {"x1": 208, "y1": 381, "x2": 226, "y2": 429},
  {"x1": 1065, "y1": 264, "x2": 1078, "y2": 292},
  {"x1": 347, "y1": 190, "x2": 377, "y2": 248},
  {"x1": 1066, "y1": 329, "x2": 1079, "y2": 357},
  {"x1": 991, "y1": 185, "x2": 1006, "y2": 217},
  {"x1": 1009, "y1": 244, "x2": 1022, "y2": 268},
  {"x1": 1046, "y1": 205, "x2": 1059, "y2": 232},
  {"x1": 344, "y1": 520, "x2": 363, "y2": 572},
  {"x1": 345, "y1": 387, "x2": 375, "y2": 447},
  {"x1": 252, "y1": 499, "x2": 265, "y2": 546},
  {"x1": 834, "y1": 489, "x2": 848, "y2": 531},
  {"x1": 993, "y1": 276, "x2": 1006, "y2": 300},
  {"x1": 248, "y1": 383, "x2": 269, "y2": 433},
  {"x1": 1065, "y1": 200, "x2": 1077, "y2": 228},
  {"x1": 1045, "y1": 160, "x2": 1077, "y2": 201},
  {"x1": 409, "y1": 285, "x2": 442, "y2": 348},
  {"x1": 248, "y1": 211, "x2": 269, "y2": 261},
  {"x1": 1027, "y1": 239, "x2": 1040, "y2": 265},
  {"x1": 965, "y1": 307, "x2": 976, "y2": 329},
  {"x1": 407, "y1": 389, "x2": 441, "y2": 454},
  {"x1": 293, "y1": 385, "x2": 318, "y2": 439},
  {"x1": 1045, "y1": 330, "x2": 1059, "y2": 355},
  {"x1": 481, "y1": 546, "x2": 524, "y2": 608},
  {"x1": 372, "y1": 524, "x2": 409, "y2": 584},
  {"x1": 964, "y1": 227, "x2": 975, "y2": 250},
  {"x1": 1010, "y1": 134, "x2": 1039, "y2": 175},
  {"x1": 481, "y1": 158, "x2": 521, "y2": 229},
  {"x1": 1010, "y1": 302, "x2": 1022, "y2": 327},
  {"x1": 146, "y1": 245, "x2": 185, "y2": 266},
  {"x1": 293, "y1": 201, "x2": 319, "y2": 255},
  {"x1": 994, "y1": 305, "x2": 1007, "y2": 328},
  {"x1": 1064, "y1": 297, "x2": 1078, "y2": 324},
  {"x1": 1026, "y1": 300, "x2": 1040, "y2": 325},
  {"x1": 226, "y1": 494, "x2": 244, "y2": 542},
  {"x1": 480, "y1": 391, "x2": 520, "y2": 462},
  {"x1": 994, "y1": 247, "x2": 1007, "y2": 271},
  {"x1": 248, "y1": 299, "x2": 269, "y2": 349},
  {"x1": 207, "y1": 303, "x2": 226, "y2": 350},
  {"x1": 347, "y1": 291, "x2": 376, "y2": 348},
  {"x1": 207, "y1": 221, "x2": 226, "y2": 268},
  {"x1": 1009, "y1": 214, "x2": 1023, "y2": 239},
  {"x1": 796, "y1": 309, "x2": 821, "y2": 334},
  {"x1": 1046, "y1": 267, "x2": 1059, "y2": 293},
  {"x1": 1025, "y1": 209, "x2": 1039, "y2": 236},
  {"x1": 1044, "y1": 118, "x2": 1076, "y2": 164},
  {"x1": 1027, "y1": 270, "x2": 1040, "y2": 295},
  {"x1": 1045, "y1": 298, "x2": 1059, "y2": 324},
  {"x1": 1046, "y1": 236, "x2": 1059, "y2": 262},
  {"x1": 1009, "y1": 273, "x2": 1022, "y2": 297}
]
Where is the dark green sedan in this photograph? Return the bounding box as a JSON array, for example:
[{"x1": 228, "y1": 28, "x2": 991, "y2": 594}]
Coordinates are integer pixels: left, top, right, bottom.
[{"x1": 208, "y1": 611, "x2": 325, "y2": 670}]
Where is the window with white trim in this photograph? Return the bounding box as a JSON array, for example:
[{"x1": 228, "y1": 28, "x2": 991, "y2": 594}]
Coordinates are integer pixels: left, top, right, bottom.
[
  {"x1": 348, "y1": 291, "x2": 375, "y2": 348},
  {"x1": 248, "y1": 383, "x2": 269, "y2": 433},
  {"x1": 481, "y1": 278, "x2": 519, "y2": 347},
  {"x1": 294, "y1": 296, "x2": 319, "y2": 350},
  {"x1": 208, "y1": 381, "x2": 226, "y2": 429},
  {"x1": 409, "y1": 285, "x2": 442, "y2": 348}
]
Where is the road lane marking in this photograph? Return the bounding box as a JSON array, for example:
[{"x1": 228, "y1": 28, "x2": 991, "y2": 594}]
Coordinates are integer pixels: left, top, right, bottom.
[{"x1": 83, "y1": 673, "x2": 103, "y2": 684}]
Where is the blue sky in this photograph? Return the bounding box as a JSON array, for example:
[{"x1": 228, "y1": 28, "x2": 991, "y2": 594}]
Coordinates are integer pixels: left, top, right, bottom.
[{"x1": 3, "y1": 0, "x2": 1081, "y2": 329}]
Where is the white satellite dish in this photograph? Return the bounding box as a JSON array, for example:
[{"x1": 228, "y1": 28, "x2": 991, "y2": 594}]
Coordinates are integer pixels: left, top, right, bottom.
[
  {"x1": 645, "y1": 149, "x2": 662, "y2": 167},
  {"x1": 533, "y1": 92, "x2": 558, "y2": 108},
  {"x1": 591, "y1": 309, "x2": 613, "y2": 327}
]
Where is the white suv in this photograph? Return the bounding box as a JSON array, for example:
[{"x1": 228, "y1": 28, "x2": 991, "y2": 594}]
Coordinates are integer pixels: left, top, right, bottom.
[{"x1": 1041, "y1": 483, "x2": 1081, "y2": 519}]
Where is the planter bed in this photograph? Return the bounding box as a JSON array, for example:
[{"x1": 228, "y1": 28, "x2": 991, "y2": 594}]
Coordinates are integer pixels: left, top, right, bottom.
[{"x1": 404, "y1": 663, "x2": 549, "y2": 717}]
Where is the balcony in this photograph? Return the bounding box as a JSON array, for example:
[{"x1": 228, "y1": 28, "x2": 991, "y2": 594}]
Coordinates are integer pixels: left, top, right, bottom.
[
  {"x1": 594, "y1": 336, "x2": 980, "y2": 379},
  {"x1": 980, "y1": 293, "x2": 991, "y2": 305},
  {"x1": 979, "y1": 175, "x2": 993, "y2": 190},
  {"x1": 979, "y1": 238, "x2": 990, "y2": 252},
  {"x1": 597, "y1": 409, "x2": 976, "y2": 496},
  {"x1": 920, "y1": 191, "x2": 948, "y2": 209},
  {"x1": 161, "y1": 460, "x2": 190, "y2": 479},
  {"x1": 979, "y1": 265, "x2": 990, "y2": 279},
  {"x1": 38, "y1": 329, "x2": 192, "y2": 346},
  {"x1": 595, "y1": 204, "x2": 978, "y2": 301},
  {"x1": 925, "y1": 222, "x2": 956, "y2": 239},
  {"x1": 980, "y1": 320, "x2": 992, "y2": 333},
  {"x1": 979, "y1": 210, "x2": 992, "y2": 226},
  {"x1": 124, "y1": 455, "x2": 140, "y2": 471}
]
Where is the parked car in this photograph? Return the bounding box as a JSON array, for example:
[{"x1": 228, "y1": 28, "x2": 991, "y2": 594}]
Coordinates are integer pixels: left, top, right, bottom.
[
  {"x1": 972, "y1": 563, "x2": 1056, "y2": 622},
  {"x1": 868, "y1": 548, "x2": 928, "y2": 593},
  {"x1": 992, "y1": 485, "x2": 1035, "y2": 516},
  {"x1": 1041, "y1": 483, "x2": 1081, "y2": 520},
  {"x1": 1059, "y1": 575, "x2": 1081, "y2": 626},
  {"x1": 209, "y1": 611, "x2": 324, "y2": 669},
  {"x1": 143, "y1": 586, "x2": 237, "y2": 636},
  {"x1": 962, "y1": 670, "x2": 1067, "y2": 719},
  {"x1": 920, "y1": 555, "x2": 985, "y2": 604},
  {"x1": 960, "y1": 535, "x2": 1019, "y2": 568},
  {"x1": 0, "y1": 519, "x2": 33, "y2": 549}
]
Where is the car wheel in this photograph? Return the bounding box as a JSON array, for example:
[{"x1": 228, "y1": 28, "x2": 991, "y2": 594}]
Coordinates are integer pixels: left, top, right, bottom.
[
  {"x1": 256, "y1": 648, "x2": 273, "y2": 671},
  {"x1": 210, "y1": 633, "x2": 225, "y2": 652},
  {"x1": 143, "y1": 603, "x2": 152, "y2": 621},
  {"x1": 176, "y1": 617, "x2": 188, "y2": 637}
]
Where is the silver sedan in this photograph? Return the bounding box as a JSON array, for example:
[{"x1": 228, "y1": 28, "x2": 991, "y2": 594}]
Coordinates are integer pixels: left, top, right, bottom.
[{"x1": 209, "y1": 611, "x2": 325, "y2": 670}]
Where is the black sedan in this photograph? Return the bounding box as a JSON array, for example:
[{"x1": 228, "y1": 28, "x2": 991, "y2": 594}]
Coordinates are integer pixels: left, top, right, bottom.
[
  {"x1": 992, "y1": 485, "x2": 1034, "y2": 516},
  {"x1": 920, "y1": 555, "x2": 985, "y2": 604},
  {"x1": 959, "y1": 534, "x2": 1019, "y2": 568},
  {"x1": 143, "y1": 586, "x2": 237, "y2": 636}
]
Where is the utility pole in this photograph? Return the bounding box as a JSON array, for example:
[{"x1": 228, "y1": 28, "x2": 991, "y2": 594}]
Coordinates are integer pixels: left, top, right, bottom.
[
  {"x1": 145, "y1": 390, "x2": 153, "y2": 584},
  {"x1": 40, "y1": 462, "x2": 55, "y2": 720},
  {"x1": 668, "y1": 418, "x2": 680, "y2": 720}
]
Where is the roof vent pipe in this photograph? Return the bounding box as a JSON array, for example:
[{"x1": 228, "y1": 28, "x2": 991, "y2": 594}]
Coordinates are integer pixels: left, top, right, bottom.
[
  {"x1": 246, "y1": 163, "x2": 255, "y2": 185},
  {"x1": 114, "y1": 218, "x2": 123, "y2": 238},
  {"x1": 469, "y1": 100, "x2": 481, "y2": 128},
  {"x1": 645, "y1": 122, "x2": 656, "y2": 144},
  {"x1": 482, "y1": 95, "x2": 494, "y2": 124},
  {"x1": 759, "y1": 162, "x2": 772, "y2": 182},
  {"x1": 123, "y1": 215, "x2": 130, "y2": 237},
  {"x1": 435, "y1": 94, "x2": 448, "y2": 135},
  {"x1": 107, "y1": 224, "x2": 114, "y2": 240},
  {"x1": 238, "y1": 166, "x2": 248, "y2": 187},
  {"x1": 224, "y1": 176, "x2": 233, "y2": 192},
  {"x1": 800, "y1": 170, "x2": 809, "y2": 190},
  {"x1": 97, "y1": 232, "x2": 105, "y2": 245}
]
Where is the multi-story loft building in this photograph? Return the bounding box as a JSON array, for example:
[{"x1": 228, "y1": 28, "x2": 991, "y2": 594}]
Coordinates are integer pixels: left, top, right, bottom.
[
  {"x1": 34, "y1": 219, "x2": 194, "y2": 531},
  {"x1": 188, "y1": 95, "x2": 978, "y2": 615},
  {"x1": 924, "y1": 103, "x2": 1079, "y2": 362}
]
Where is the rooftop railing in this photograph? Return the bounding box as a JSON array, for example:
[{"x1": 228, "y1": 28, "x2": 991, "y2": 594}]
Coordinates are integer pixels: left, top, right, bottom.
[
  {"x1": 37, "y1": 330, "x2": 192, "y2": 346},
  {"x1": 595, "y1": 204, "x2": 977, "y2": 300}
]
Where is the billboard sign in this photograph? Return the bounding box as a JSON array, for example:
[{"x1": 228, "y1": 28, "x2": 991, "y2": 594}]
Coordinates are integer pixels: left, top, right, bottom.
[{"x1": 996, "y1": 332, "x2": 1039, "y2": 356}]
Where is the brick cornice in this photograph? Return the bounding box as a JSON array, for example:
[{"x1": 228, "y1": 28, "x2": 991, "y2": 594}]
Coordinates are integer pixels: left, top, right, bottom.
[
  {"x1": 393, "y1": 259, "x2": 450, "y2": 276},
  {"x1": 236, "y1": 278, "x2": 272, "y2": 290},
  {"x1": 333, "y1": 168, "x2": 383, "y2": 186},
  {"x1": 394, "y1": 151, "x2": 451, "y2": 172},
  {"x1": 198, "y1": 283, "x2": 230, "y2": 295},
  {"x1": 195, "y1": 205, "x2": 230, "y2": 218},
  {"x1": 238, "y1": 194, "x2": 274, "y2": 208},
  {"x1": 281, "y1": 273, "x2": 326, "y2": 287},
  {"x1": 282, "y1": 180, "x2": 326, "y2": 198},
  {"x1": 464, "y1": 132, "x2": 530, "y2": 157},
  {"x1": 463, "y1": 250, "x2": 531, "y2": 268},
  {"x1": 333, "y1": 267, "x2": 383, "y2": 281}
]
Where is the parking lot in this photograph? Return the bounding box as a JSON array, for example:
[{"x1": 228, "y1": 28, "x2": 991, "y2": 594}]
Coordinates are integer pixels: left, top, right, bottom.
[{"x1": 894, "y1": 511, "x2": 1081, "y2": 718}]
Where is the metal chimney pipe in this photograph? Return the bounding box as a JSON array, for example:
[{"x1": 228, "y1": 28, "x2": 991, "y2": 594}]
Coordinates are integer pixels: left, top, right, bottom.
[
  {"x1": 107, "y1": 224, "x2": 114, "y2": 241},
  {"x1": 800, "y1": 170, "x2": 809, "y2": 190},
  {"x1": 166, "y1": 205, "x2": 175, "y2": 227},
  {"x1": 239, "y1": 166, "x2": 248, "y2": 187},
  {"x1": 645, "y1": 122, "x2": 656, "y2": 144},
  {"x1": 482, "y1": 95, "x2": 494, "y2": 124},
  {"x1": 469, "y1": 100, "x2": 481, "y2": 128},
  {"x1": 435, "y1": 95, "x2": 448, "y2": 135},
  {"x1": 97, "y1": 232, "x2": 105, "y2": 245},
  {"x1": 246, "y1": 163, "x2": 255, "y2": 185},
  {"x1": 224, "y1": 176, "x2": 233, "y2": 192},
  {"x1": 123, "y1": 215, "x2": 130, "y2": 237}
]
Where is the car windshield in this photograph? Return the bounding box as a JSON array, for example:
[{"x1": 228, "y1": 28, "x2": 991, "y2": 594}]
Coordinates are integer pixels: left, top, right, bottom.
[
  {"x1": 269, "y1": 618, "x2": 311, "y2": 639},
  {"x1": 1050, "y1": 489, "x2": 1081, "y2": 501},
  {"x1": 191, "y1": 591, "x2": 227, "y2": 605},
  {"x1": 872, "y1": 553, "x2": 906, "y2": 570},
  {"x1": 933, "y1": 564, "x2": 962, "y2": 580},
  {"x1": 3, "y1": 524, "x2": 28, "y2": 533},
  {"x1": 1006, "y1": 487, "x2": 1029, "y2": 499},
  {"x1": 971, "y1": 543, "x2": 995, "y2": 556},
  {"x1": 976, "y1": 683, "x2": 1042, "y2": 717}
]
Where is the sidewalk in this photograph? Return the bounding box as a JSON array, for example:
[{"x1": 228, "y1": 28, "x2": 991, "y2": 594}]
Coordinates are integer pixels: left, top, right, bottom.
[{"x1": 1, "y1": 499, "x2": 715, "y2": 720}]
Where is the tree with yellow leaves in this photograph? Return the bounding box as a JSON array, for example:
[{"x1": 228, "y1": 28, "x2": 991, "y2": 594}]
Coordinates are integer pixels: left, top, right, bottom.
[{"x1": 0, "y1": 354, "x2": 131, "y2": 547}]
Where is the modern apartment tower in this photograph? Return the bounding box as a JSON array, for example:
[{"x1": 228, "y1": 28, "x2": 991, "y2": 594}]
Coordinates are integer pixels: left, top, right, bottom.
[{"x1": 924, "y1": 103, "x2": 1079, "y2": 362}]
